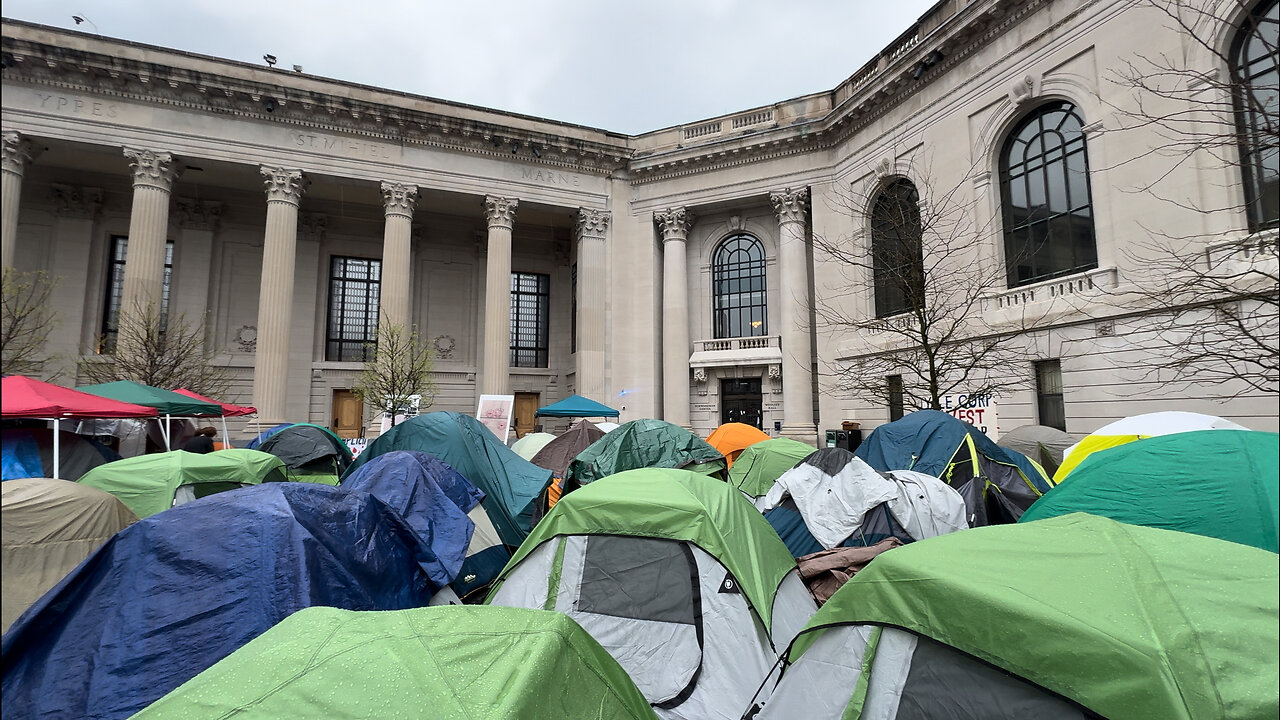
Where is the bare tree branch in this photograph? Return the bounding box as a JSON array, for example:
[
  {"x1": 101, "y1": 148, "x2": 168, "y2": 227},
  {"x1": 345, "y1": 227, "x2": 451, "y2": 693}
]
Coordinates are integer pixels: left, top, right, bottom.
[
  {"x1": 1, "y1": 268, "x2": 60, "y2": 379},
  {"x1": 79, "y1": 300, "x2": 231, "y2": 396},
  {"x1": 352, "y1": 322, "x2": 439, "y2": 428}
]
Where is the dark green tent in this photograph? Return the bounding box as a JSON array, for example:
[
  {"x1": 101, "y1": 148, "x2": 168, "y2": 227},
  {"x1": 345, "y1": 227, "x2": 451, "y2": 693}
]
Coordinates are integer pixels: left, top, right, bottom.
[
  {"x1": 566, "y1": 418, "x2": 725, "y2": 488},
  {"x1": 257, "y1": 423, "x2": 352, "y2": 485}
]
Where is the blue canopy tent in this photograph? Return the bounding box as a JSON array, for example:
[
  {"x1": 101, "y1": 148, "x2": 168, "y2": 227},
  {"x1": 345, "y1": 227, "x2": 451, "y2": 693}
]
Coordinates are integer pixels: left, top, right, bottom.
[
  {"x1": 534, "y1": 394, "x2": 620, "y2": 418},
  {"x1": 1, "y1": 483, "x2": 444, "y2": 720}
]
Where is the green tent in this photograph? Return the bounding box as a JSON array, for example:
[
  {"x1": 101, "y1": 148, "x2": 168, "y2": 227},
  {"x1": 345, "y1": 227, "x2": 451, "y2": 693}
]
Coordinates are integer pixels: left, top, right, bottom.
[
  {"x1": 1020, "y1": 429, "x2": 1279, "y2": 552},
  {"x1": 760, "y1": 513, "x2": 1279, "y2": 720},
  {"x1": 133, "y1": 605, "x2": 657, "y2": 720},
  {"x1": 728, "y1": 437, "x2": 816, "y2": 499},
  {"x1": 76, "y1": 380, "x2": 222, "y2": 417},
  {"x1": 566, "y1": 418, "x2": 726, "y2": 488},
  {"x1": 78, "y1": 449, "x2": 286, "y2": 518}
]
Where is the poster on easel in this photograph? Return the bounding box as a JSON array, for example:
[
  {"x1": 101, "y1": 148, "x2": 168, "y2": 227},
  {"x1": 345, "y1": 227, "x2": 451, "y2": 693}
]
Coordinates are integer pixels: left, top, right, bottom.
[{"x1": 476, "y1": 394, "x2": 515, "y2": 443}]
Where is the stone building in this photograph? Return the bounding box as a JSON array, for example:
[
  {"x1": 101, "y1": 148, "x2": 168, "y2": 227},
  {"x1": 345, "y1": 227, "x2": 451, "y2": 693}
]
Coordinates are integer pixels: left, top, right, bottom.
[{"x1": 3, "y1": 0, "x2": 1276, "y2": 443}]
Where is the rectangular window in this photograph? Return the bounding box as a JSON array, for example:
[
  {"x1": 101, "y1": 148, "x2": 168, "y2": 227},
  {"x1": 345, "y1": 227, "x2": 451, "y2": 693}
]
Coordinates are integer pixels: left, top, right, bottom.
[
  {"x1": 510, "y1": 272, "x2": 550, "y2": 368},
  {"x1": 571, "y1": 263, "x2": 578, "y2": 355},
  {"x1": 101, "y1": 235, "x2": 174, "y2": 352},
  {"x1": 887, "y1": 374, "x2": 905, "y2": 421},
  {"x1": 326, "y1": 256, "x2": 381, "y2": 361},
  {"x1": 1035, "y1": 359, "x2": 1066, "y2": 431}
]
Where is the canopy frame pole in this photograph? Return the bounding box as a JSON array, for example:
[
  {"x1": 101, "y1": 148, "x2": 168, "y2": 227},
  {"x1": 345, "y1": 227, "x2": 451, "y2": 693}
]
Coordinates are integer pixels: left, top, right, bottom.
[
  {"x1": 52, "y1": 417, "x2": 61, "y2": 479},
  {"x1": 162, "y1": 413, "x2": 172, "y2": 450},
  {"x1": 220, "y1": 416, "x2": 230, "y2": 448}
]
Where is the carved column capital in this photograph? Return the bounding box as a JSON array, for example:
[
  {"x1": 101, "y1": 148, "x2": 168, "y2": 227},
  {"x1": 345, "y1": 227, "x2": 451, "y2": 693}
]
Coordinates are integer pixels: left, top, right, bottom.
[
  {"x1": 575, "y1": 208, "x2": 610, "y2": 239},
  {"x1": 484, "y1": 195, "x2": 519, "y2": 230},
  {"x1": 260, "y1": 166, "x2": 307, "y2": 205},
  {"x1": 380, "y1": 181, "x2": 419, "y2": 219},
  {"x1": 174, "y1": 198, "x2": 223, "y2": 230},
  {"x1": 655, "y1": 207, "x2": 694, "y2": 243},
  {"x1": 770, "y1": 187, "x2": 809, "y2": 226},
  {"x1": 49, "y1": 183, "x2": 103, "y2": 219},
  {"x1": 2, "y1": 132, "x2": 40, "y2": 176},
  {"x1": 123, "y1": 147, "x2": 181, "y2": 191}
]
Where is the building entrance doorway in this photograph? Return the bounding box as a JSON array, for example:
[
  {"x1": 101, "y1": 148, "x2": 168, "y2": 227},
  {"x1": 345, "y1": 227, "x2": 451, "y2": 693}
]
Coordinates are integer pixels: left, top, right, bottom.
[
  {"x1": 721, "y1": 378, "x2": 763, "y2": 429},
  {"x1": 332, "y1": 390, "x2": 364, "y2": 439},
  {"x1": 514, "y1": 392, "x2": 540, "y2": 438}
]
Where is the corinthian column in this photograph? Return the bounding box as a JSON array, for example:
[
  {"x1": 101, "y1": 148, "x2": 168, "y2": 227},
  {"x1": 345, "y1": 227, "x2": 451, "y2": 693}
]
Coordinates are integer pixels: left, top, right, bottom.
[
  {"x1": 120, "y1": 148, "x2": 181, "y2": 318},
  {"x1": 379, "y1": 182, "x2": 419, "y2": 331},
  {"x1": 656, "y1": 207, "x2": 694, "y2": 429},
  {"x1": 575, "y1": 208, "x2": 610, "y2": 401},
  {"x1": 770, "y1": 187, "x2": 817, "y2": 445},
  {"x1": 253, "y1": 167, "x2": 307, "y2": 424},
  {"x1": 2, "y1": 132, "x2": 39, "y2": 268},
  {"x1": 481, "y1": 196, "x2": 518, "y2": 396}
]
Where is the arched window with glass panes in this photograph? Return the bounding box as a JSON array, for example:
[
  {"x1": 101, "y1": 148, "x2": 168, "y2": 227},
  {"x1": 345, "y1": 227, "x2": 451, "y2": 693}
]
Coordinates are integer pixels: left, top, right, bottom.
[
  {"x1": 999, "y1": 101, "x2": 1098, "y2": 288},
  {"x1": 712, "y1": 234, "x2": 767, "y2": 338},
  {"x1": 1231, "y1": 0, "x2": 1279, "y2": 231},
  {"x1": 871, "y1": 179, "x2": 924, "y2": 319}
]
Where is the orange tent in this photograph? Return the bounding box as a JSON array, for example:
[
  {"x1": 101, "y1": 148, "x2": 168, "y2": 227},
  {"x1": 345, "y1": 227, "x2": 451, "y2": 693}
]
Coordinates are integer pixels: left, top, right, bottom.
[{"x1": 706, "y1": 423, "x2": 770, "y2": 468}]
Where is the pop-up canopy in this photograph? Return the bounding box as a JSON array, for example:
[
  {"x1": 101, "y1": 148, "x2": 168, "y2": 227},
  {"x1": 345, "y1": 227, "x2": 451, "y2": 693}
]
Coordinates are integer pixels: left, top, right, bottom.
[
  {"x1": 535, "y1": 394, "x2": 620, "y2": 418},
  {"x1": 77, "y1": 381, "x2": 222, "y2": 450},
  {"x1": 173, "y1": 389, "x2": 256, "y2": 447}
]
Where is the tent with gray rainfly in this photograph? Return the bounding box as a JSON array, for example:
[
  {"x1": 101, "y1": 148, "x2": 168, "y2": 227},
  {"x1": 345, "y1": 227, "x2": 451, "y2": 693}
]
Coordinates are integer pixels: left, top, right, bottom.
[
  {"x1": 255, "y1": 423, "x2": 353, "y2": 485},
  {"x1": 487, "y1": 468, "x2": 817, "y2": 720},
  {"x1": 751, "y1": 513, "x2": 1279, "y2": 720}
]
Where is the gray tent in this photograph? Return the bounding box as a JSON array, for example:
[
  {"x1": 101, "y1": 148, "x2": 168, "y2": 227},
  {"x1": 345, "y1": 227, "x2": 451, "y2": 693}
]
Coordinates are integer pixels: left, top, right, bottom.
[
  {"x1": 532, "y1": 419, "x2": 605, "y2": 480},
  {"x1": 1000, "y1": 425, "x2": 1074, "y2": 477}
]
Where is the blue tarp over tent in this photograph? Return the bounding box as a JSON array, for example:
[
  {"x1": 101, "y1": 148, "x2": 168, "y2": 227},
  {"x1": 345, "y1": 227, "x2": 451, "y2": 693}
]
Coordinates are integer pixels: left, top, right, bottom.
[
  {"x1": 534, "y1": 394, "x2": 620, "y2": 418},
  {"x1": 341, "y1": 412, "x2": 553, "y2": 548},
  {"x1": 1, "y1": 483, "x2": 443, "y2": 720},
  {"x1": 341, "y1": 450, "x2": 481, "y2": 588},
  {"x1": 244, "y1": 422, "x2": 295, "y2": 449}
]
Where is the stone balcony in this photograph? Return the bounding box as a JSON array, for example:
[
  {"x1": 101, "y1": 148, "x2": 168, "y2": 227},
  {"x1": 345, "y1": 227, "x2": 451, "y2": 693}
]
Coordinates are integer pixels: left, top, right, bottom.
[{"x1": 688, "y1": 335, "x2": 783, "y2": 369}]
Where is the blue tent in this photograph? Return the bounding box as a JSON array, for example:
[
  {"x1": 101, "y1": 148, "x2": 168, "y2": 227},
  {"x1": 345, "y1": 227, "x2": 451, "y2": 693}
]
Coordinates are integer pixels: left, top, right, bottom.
[
  {"x1": 1, "y1": 428, "x2": 120, "y2": 481},
  {"x1": 854, "y1": 410, "x2": 1050, "y2": 525},
  {"x1": 1, "y1": 483, "x2": 443, "y2": 720},
  {"x1": 534, "y1": 394, "x2": 620, "y2": 418},
  {"x1": 340, "y1": 412, "x2": 553, "y2": 548}
]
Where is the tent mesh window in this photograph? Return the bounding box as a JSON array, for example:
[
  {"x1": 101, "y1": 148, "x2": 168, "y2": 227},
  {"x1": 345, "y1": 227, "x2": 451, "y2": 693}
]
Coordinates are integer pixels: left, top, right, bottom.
[
  {"x1": 712, "y1": 234, "x2": 767, "y2": 339},
  {"x1": 510, "y1": 272, "x2": 550, "y2": 368},
  {"x1": 999, "y1": 101, "x2": 1098, "y2": 288},
  {"x1": 326, "y1": 256, "x2": 381, "y2": 361},
  {"x1": 577, "y1": 536, "x2": 697, "y2": 624}
]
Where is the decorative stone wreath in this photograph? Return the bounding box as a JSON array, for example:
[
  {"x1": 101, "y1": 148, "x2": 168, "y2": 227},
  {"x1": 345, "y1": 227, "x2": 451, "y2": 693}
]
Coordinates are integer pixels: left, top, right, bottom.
[{"x1": 432, "y1": 334, "x2": 456, "y2": 359}]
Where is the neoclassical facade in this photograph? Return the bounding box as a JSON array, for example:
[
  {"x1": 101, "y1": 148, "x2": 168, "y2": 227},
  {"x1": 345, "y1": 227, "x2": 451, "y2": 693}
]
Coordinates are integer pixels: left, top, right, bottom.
[{"x1": 3, "y1": 0, "x2": 1276, "y2": 442}]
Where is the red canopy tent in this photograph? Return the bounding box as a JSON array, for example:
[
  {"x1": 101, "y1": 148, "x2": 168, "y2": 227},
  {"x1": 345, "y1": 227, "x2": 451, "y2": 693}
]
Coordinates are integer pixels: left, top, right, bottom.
[
  {"x1": 172, "y1": 389, "x2": 257, "y2": 447},
  {"x1": 1, "y1": 375, "x2": 158, "y2": 479}
]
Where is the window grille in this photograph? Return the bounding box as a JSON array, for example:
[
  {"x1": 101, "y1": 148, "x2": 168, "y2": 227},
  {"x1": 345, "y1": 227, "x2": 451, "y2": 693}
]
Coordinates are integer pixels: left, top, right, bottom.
[
  {"x1": 712, "y1": 234, "x2": 767, "y2": 338},
  {"x1": 326, "y1": 256, "x2": 381, "y2": 361},
  {"x1": 510, "y1": 272, "x2": 550, "y2": 368}
]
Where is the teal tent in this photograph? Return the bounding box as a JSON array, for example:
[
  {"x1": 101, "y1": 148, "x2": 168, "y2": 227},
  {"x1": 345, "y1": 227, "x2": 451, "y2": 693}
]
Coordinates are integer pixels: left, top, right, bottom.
[
  {"x1": 134, "y1": 605, "x2": 657, "y2": 720},
  {"x1": 1021, "y1": 429, "x2": 1279, "y2": 552},
  {"x1": 535, "y1": 394, "x2": 620, "y2": 418},
  {"x1": 341, "y1": 412, "x2": 553, "y2": 547},
  {"x1": 566, "y1": 418, "x2": 725, "y2": 488},
  {"x1": 757, "y1": 513, "x2": 1279, "y2": 720}
]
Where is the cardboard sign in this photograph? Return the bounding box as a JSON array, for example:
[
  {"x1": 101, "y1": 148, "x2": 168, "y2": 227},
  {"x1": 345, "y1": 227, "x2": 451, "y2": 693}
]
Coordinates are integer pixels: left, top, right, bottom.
[{"x1": 941, "y1": 394, "x2": 999, "y2": 440}]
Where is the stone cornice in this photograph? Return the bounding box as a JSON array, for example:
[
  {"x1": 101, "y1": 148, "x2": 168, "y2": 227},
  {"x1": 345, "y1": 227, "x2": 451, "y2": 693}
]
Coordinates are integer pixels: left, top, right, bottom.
[
  {"x1": 0, "y1": 29, "x2": 632, "y2": 176},
  {"x1": 655, "y1": 207, "x2": 695, "y2": 242},
  {"x1": 770, "y1": 188, "x2": 809, "y2": 225},
  {"x1": 260, "y1": 166, "x2": 307, "y2": 204},
  {"x1": 484, "y1": 196, "x2": 518, "y2": 230},
  {"x1": 575, "y1": 208, "x2": 610, "y2": 239},
  {"x1": 380, "y1": 181, "x2": 419, "y2": 218},
  {"x1": 123, "y1": 147, "x2": 181, "y2": 191}
]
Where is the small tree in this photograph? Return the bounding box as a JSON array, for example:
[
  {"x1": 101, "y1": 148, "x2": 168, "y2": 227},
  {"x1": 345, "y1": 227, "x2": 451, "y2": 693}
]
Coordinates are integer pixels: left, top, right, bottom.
[
  {"x1": 1, "y1": 268, "x2": 59, "y2": 378},
  {"x1": 813, "y1": 161, "x2": 1046, "y2": 411},
  {"x1": 352, "y1": 322, "x2": 438, "y2": 428},
  {"x1": 80, "y1": 300, "x2": 230, "y2": 396}
]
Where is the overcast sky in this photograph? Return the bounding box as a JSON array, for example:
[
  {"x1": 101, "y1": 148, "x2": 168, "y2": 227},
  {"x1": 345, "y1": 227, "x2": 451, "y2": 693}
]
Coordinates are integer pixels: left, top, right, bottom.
[{"x1": 3, "y1": 1, "x2": 938, "y2": 134}]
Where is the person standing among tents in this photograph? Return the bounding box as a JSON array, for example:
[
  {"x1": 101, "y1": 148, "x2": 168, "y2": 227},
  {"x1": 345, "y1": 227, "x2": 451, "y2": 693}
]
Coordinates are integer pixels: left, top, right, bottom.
[{"x1": 182, "y1": 427, "x2": 217, "y2": 454}]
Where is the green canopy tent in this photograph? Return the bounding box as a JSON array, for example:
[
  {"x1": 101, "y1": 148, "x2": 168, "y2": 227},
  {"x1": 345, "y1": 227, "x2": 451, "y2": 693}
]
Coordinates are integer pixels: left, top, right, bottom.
[
  {"x1": 728, "y1": 437, "x2": 817, "y2": 501},
  {"x1": 1021, "y1": 429, "x2": 1279, "y2": 552},
  {"x1": 134, "y1": 605, "x2": 657, "y2": 720},
  {"x1": 77, "y1": 381, "x2": 222, "y2": 450},
  {"x1": 78, "y1": 449, "x2": 286, "y2": 518},
  {"x1": 565, "y1": 418, "x2": 726, "y2": 489},
  {"x1": 754, "y1": 513, "x2": 1279, "y2": 720}
]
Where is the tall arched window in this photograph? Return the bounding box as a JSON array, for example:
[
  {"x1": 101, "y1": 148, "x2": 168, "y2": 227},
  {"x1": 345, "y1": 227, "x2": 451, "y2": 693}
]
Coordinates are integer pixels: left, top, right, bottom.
[
  {"x1": 871, "y1": 179, "x2": 924, "y2": 318},
  {"x1": 999, "y1": 101, "x2": 1098, "y2": 288},
  {"x1": 712, "y1": 234, "x2": 767, "y2": 338},
  {"x1": 1232, "y1": 0, "x2": 1279, "y2": 231}
]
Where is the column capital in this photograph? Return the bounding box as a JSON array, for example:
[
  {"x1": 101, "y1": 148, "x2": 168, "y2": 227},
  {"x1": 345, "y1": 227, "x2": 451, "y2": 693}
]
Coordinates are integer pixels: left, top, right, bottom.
[
  {"x1": 49, "y1": 183, "x2": 103, "y2": 219},
  {"x1": 175, "y1": 198, "x2": 223, "y2": 231},
  {"x1": 2, "y1": 132, "x2": 40, "y2": 176},
  {"x1": 770, "y1": 187, "x2": 809, "y2": 226},
  {"x1": 300, "y1": 212, "x2": 328, "y2": 238},
  {"x1": 260, "y1": 166, "x2": 308, "y2": 205},
  {"x1": 124, "y1": 147, "x2": 182, "y2": 191},
  {"x1": 484, "y1": 195, "x2": 519, "y2": 230},
  {"x1": 655, "y1": 207, "x2": 694, "y2": 242},
  {"x1": 575, "y1": 208, "x2": 610, "y2": 239},
  {"x1": 380, "y1": 181, "x2": 419, "y2": 218}
]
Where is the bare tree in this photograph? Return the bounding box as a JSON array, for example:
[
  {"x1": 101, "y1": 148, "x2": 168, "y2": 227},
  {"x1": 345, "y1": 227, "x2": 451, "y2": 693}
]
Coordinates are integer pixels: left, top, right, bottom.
[
  {"x1": 80, "y1": 300, "x2": 230, "y2": 396},
  {"x1": 352, "y1": 322, "x2": 438, "y2": 428},
  {"x1": 814, "y1": 160, "x2": 1047, "y2": 411},
  {"x1": 1105, "y1": 0, "x2": 1279, "y2": 395},
  {"x1": 1, "y1": 268, "x2": 59, "y2": 378}
]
